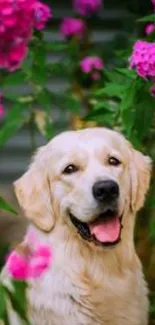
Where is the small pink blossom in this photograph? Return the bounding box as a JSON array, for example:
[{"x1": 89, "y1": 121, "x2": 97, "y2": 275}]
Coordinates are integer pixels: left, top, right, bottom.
[
  {"x1": 80, "y1": 56, "x2": 104, "y2": 80},
  {"x1": 33, "y1": 2, "x2": 52, "y2": 30},
  {"x1": 6, "y1": 231, "x2": 52, "y2": 280},
  {"x1": 129, "y1": 40, "x2": 155, "y2": 79},
  {"x1": 60, "y1": 18, "x2": 86, "y2": 38},
  {"x1": 73, "y1": 0, "x2": 102, "y2": 16},
  {"x1": 0, "y1": 94, "x2": 4, "y2": 119},
  {"x1": 6, "y1": 252, "x2": 29, "y2": 280},
  {"x1": 145, "y1": 24, "x2": 155, "y2": 35}
]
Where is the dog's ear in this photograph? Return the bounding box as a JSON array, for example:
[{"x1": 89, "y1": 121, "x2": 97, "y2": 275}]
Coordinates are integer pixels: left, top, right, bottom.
[
  {"x1": 130, "y1": 148, "x2": 152, "y2": 213},
  {"x1": 14, "y1": 148, "x2": 55, "y2": 232}
]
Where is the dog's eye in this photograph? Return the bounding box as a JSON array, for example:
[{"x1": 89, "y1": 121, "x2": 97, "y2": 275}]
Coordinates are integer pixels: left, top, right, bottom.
[
  {"x1": 108, "y1": 157, "x2": 121, "y2": 166},
  {"x1": 63, "y1": 164, "x2": 79, "y2": 174}
]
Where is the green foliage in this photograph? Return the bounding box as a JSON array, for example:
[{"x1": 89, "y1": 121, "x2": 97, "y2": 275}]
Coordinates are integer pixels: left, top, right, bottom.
[
  {"x1": 4, "y1": 281, "x2": 30, "y2": 325},
  {"x1": 0, "y1": 103, "x2": 28, "y2": 149},
  {"x1": 138, "y1": 14, "x2": 155, "y2": 22},
  {"x1": 0, "y1": 196, "x2": 17, "y2": 215},
  {"x1": 0, "y1": 284, "x2": 7, "y2": 321},
  {"x1": 1, "y1": 281, "x2": 30, "y2": 325}
]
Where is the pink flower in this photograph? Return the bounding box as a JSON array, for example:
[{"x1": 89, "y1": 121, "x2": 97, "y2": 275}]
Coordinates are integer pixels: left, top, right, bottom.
[
  {"x1": 60, "y1": 18, "x2": 86, "y2": 38},
  {"x1": 73, "y1": 0, "x2": 102, "y2": 16},
  {"x1": 129, "y1": 40, "x2": 155, "y2": 79},
  {"x1": 6, "y1": 231, "x2": 52, "y2": 280},
  {"x1": 33, "y1": 2, "x2": 52, "y2": 30},
  {"x1": 145, "y1": 24, "x2": 155, "y2": 35},
  {"x1": 0, "y1": 94, "x2": 4, "y2": 119},
  {"x1": 80, "y1": 56, "x2": 104, "y2": 80},
  {"x1": 6, "y1": 252, "x2": 29, "y2": 280},
  {"x1": 0, "y1": 0, "x2": 52, "y2": 71}
]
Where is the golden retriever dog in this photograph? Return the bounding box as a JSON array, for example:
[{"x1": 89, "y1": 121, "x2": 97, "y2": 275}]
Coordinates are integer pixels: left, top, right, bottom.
[{"x1": 2, "y1": 127, "x2": 152, "y2": 325}]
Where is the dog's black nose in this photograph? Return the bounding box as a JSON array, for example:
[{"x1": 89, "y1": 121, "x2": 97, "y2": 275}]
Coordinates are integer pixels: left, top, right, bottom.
[{"x1": 92, "y1": 180, "x2": 119, "y2": 203}]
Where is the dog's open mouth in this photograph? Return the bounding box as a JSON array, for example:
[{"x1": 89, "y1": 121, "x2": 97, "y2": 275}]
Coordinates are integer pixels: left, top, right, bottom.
[{"x1": 70, "y1": 210, "x2": 122, "y2": 246}]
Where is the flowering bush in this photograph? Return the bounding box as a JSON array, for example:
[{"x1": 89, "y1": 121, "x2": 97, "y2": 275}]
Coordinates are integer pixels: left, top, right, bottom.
[
  {"x1": 0, "y1": 0, "x2": 155, "y2": 324},
  {"x1": 0, "y1": 0, "x2": 51, "y2": 71}
]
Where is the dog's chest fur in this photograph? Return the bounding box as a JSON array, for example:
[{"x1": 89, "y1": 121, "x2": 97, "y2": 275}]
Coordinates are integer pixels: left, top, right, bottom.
[{"x1": 27, "y1": 242, "x2": 148, "y2": 325}]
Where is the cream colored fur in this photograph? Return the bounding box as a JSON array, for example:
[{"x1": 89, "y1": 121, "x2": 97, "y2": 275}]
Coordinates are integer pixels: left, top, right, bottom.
[{"x1": 2, "y1": 128, "x2": 152, "y2": 325}]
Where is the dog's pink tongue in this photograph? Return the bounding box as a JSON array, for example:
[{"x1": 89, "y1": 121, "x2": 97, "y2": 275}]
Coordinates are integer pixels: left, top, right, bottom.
[{"x1": 89, "y1": 217, "x2": 120, "y2": 243}]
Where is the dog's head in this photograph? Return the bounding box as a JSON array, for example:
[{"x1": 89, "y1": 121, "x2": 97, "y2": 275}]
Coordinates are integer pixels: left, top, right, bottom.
[{"x1": 14, "y1": 128, "x2": 152, "y2": 248}]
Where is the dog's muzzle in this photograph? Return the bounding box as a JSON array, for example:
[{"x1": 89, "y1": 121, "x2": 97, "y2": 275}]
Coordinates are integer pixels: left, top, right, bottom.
[{"x1": 69, "y1": 209, "x2": 123, "y2": 247}]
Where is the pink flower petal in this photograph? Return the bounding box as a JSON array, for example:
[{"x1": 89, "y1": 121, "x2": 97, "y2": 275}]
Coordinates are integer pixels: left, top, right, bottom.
[
  {"x1": 6, "y1": 231, "x2": 52, "y2": 280},
  {"x1": 145, "y1": 24, "x2": 155, "y2": 35},
  {"x1": 73, "y1": 0, "x2": 102, "y2": 16},
  {"x1": 80, "y1": 56, "x2": 104, "y2": 78},
  {"x1": 6, "y1": 251, "x2": 29, "y2": 280},
  {"x1": 60, "y1": 17, "x2": 86, "y2": 38}
]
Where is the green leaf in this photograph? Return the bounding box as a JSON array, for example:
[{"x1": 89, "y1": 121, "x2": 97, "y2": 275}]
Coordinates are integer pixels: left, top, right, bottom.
[
  {"x1": 0, "y1": 284, "x2": 7, "y2": 319},
  {"x1": 44, "y1": 118, "x2": 55, "y2": 140},
  {"x1": 94, "y1": 83, "x2": 128, "y2": 99},
  {"x1": 126, "y1": 132, "x2": 142, "y2": 149},
  {"x1": 31, "y1": 64, "x2": 47, "y2": 86},
  {"x1": 33, "y1": 42, "x2": 46, "y2": 66},
  {"x1": 45, "y1": 42, "x2": 68, "y2": 52},
  {"x1": 147, "y1": 191, "x2": 155, "y2": 208},
  {"x1": 49, "y1": 92, "x2": 81, "y2": 112},
  {"x1": 134, "y1": 92, "x2": 155, "y2": 141},
  {"x1": 4, "y1": 281, "x2": 30, "y2": 325},
  {"x1": 120, "y1": 78, "x2": 143, "y2": 136},
  {"x1": 47, "y1": 61, "x2": 73, "y2": 77},
  {"x1": 138, "y1": 14, "x2": 155, "y2": 22},
  {"x1": 21, "y1": 51, "x2": 33, "y2": 72},
  {"x1": 92, "y1": 100, "x2": 118, "y2": 112},
  {"x1": 103, "y1": 69, "x2": 130, "y2": 84},
  {"x1": 0, "y1": 196, "x2": 17, "y2": 214},
  {"x1": 65, "y1": 94, "x2": 81, "y2": 113},
  {"x1": 3, "y1": 310, "x2": 10, "y2": 325},
  {"x1": 84, "y1": 110, "x2": 114, "y2": 126},
  {"x1": 3, "y1": 71, "x2": 26, "y2": 86},
  {"x1": 31, "y1": 42, "x2": 47, "y2": 86},
  {"x1": 0, "y1": 244, "x2": 9, "y2": 271},
  {"x1": 12, "y1": 280, "x2": 28, "y2": 301},
  {"x1": 37, "y1": 88, "x2": 52, "y2": 110},
  {"x1": 0, "y1": 103, "x2": 28, "y2": 148},
  {"x1": 115, "y1": 68, "x2": 136, "y2": 79}
]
